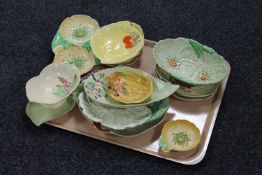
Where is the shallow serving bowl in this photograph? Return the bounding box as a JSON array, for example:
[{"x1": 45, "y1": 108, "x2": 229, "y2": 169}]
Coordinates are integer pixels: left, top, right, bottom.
[
  {"x1": 90, "y1": 21, "x2": 144, "y2": 65},
  {"x1": 26, "y1": 64, "x2": 80, "y2": 108},
  {"x1": 153, "y1": 38, "x2": 228, "y2": 85},
  {"x1": 83, "y1": 66, "x2": 179, "y2": 108}
]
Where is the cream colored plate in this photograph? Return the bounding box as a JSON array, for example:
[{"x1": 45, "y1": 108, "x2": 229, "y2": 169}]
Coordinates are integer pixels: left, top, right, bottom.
[{"x1": 46, "y1": 39, "x2": 231, "y2": 165}]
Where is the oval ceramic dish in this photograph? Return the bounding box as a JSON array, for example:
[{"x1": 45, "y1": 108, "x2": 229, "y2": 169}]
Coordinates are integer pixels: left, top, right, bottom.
[
  {"x1": 83, "y1": 67, "x2": 179, "y2": 107},
  {"x1": 153, "y1": 38, "x2": 228, "y2": 85},
  {"x1": 53, "y1": 46, "x2": 95, "y2": 75},
  {"x1": 52, "y1": 15, "x2": 100, "y2": 54},
  {"x1": 160, "y1": 120, "x2": 201, "y2": 152},
  {"x1": 155, "y1": 66, "x2": 218, "y2": 98},
  {"x1": 26, "y1": 64, "x2": 80, "y2": 107},
  {"x1": 78, "y1": 92, "x2": 169, "y2": 136},
  {"x1": 90, "y1": 21, "x2": 144, "y2": 64}
]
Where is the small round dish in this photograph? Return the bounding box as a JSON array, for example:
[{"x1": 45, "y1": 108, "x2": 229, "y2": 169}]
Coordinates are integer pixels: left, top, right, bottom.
[
  {"x1": 90, "y1": 21, "x2": 144, "y2": 64},
  {"x1": 26, "y1": 96, "x2": 76, "y2": 126},
  {"x1": 155, "y1": 66, "x2": 218, "y2": 98},
  {"x1": 53, "y1": 46, "x2": 95, "y2": 75},
  {"x1": 26, "y1": 64, "x2": 80, "y2": 108},
  {"x1": 153, "y1": 38, "x2": 228, "y2": 85},
  {"x1": 160, "y1": 120, "x2": 201, "y2": 152},
  {"x1": 78, "y1": 92, "x2": 169, "y2": 136},
  {"x1": 83, "y1": 66, "x2": 179, "y2": 107},
  {"x1": 105, "y1": 70, "x2": 153, "y2": 104},
  {"x1": 52, "y1": 15, "x2": 100, "y2": 54}
]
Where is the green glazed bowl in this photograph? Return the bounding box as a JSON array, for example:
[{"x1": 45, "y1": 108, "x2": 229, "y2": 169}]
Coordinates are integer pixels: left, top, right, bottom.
[
  {"x1": 78, "y1": 92, "x2": 169, "y2": 136},
  {"x1": 155, "y1": 65, "x2": 218, "y2": 98},
  {"x1": 153, "y1": 38, "x2": 228, "y2": 85}
]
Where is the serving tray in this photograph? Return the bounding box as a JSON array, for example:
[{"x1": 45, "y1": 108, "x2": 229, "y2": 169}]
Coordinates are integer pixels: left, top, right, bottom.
[{"x1": 47, "y1": 39, "x2": 231, "y2": 165}]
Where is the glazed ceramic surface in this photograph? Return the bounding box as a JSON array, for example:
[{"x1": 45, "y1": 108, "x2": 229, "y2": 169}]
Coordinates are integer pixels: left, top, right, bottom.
[
  {"x1": 160, "y1": 120, "x2": 201, "y2": 152},
  {"x1": 106, "y1": 70, "x2": 153, "y2": 104},
  {"x1": 90, "y1": 21, "x2": 144, "y2": 64},
  {"x1": 83, "y1": 67, "x2": 179, "y2": 107},
  {"x1": 26, "y1": 64, "x2": 80, "y2": 105},
  {"x1": 53, "y1": 46, "x2": 95, "y2": 75},
  {"x1": 155, "y1": 66, "x2": 218, "y2": 98},
  {"x1": 52, "y1": 15, "x2": 100, "y2": 54},
  {"x1": 153, "y1": 38, "x2": 228, "y2": 85},
  {"x1": 78, "y1": 92, "x2": 169, "y2": 135},
  {"x1": 26, "y1": 96, "x2": 76, "y2": 126}
]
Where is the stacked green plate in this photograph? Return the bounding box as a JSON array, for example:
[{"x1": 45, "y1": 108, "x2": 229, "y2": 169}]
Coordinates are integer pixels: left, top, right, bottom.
[{"x1": 153, "y1": 37, "x2": 228, "y2": 99}]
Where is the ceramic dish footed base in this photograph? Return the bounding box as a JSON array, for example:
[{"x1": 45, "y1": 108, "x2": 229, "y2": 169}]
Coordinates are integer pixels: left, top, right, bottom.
[{"x1": 46, "y1": 39, "x2": 231, "y2": 165}]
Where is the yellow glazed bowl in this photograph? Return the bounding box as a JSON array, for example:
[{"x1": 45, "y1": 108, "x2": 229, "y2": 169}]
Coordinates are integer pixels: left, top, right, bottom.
[
  {"x1": 90, "y1": 21, "x2": 144, "y2": 64},
  {"x1": 26, "y1": 64, "x2": 80, "y2": 108},
  {"x1": 53, "y1": 46, "x2": 95, "y2": 75},
  {"x1": 161, "y1": 120, "x2": 201, "y2": 152},
  {"x1": 105, "y1": 70, "x2": 153, "y2": 104}
]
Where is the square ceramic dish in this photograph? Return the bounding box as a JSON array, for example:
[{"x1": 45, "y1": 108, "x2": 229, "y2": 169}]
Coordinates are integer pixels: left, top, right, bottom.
[{"x1": 46, "y1": 39, "x2": 231, "y2": 165}]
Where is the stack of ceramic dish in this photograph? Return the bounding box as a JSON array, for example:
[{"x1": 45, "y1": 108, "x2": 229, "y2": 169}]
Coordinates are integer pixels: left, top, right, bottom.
[
  {"x1": 153, "y1": 37, "x2": 229, "y2": 100},
  {"x1": 78, "y1": 66, "x2": 179, "y2": 136},
  {"x1": 52, "y1": 15, "x2": 99, "y2": 75},
  {"x1": 25, "y1": 64, "x2": 80, "y2": 126}
]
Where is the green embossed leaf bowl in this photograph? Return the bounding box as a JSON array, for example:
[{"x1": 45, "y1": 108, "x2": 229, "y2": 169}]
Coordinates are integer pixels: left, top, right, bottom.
[
  {"x1": 26, "y1": 64, "x2": 80, "y2": 108},
  {"x1": 153, "y1": 38, "x2": 228, "y2": 85},
  {"x1": 78, "y1": 92, "x2": 169, "y2": 136},
  {"x1": 52, "y1": 14, "x2": 100, "y2": 54},
  {"x1": 82, "y1": 67, "x2": 179, "y2": 108}
]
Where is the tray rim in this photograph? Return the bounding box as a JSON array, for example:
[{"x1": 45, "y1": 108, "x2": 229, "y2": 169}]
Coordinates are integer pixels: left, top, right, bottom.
[{"x1": 46, "y1": 39, "x2": 231, "y2": 165}]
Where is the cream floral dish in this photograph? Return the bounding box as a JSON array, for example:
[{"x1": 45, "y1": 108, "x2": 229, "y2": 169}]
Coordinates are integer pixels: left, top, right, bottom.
[
  {"x1": 53, "y1": 46, "x2": 95, "y2": 75},
  {"x1": 78, "y1": 92, "x2": 169, "y2": 136},
  {"x1": 160, "y1": 120, "x2": 201, "y2": 152},
  {"x1": 90, "y1": 21, "x2": 144, "y2": 65},
  {"x1": 52, "y1": 15, "x2": 100, "y2": 54},
  {"x1": 83, "y1": 67, "x2": 179, "y2": 107},
  {"x1": 26, "y1": 64, "x2": 80, "y2": 109},
  {"x1": 153, "y1": 37, "x2": 228, "y2": 85}
]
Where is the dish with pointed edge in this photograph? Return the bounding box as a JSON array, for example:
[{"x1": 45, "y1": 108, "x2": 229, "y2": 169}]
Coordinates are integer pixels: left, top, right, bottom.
[
  {"x1": 83, "y1": 67, "x2": 179, "y2": 107},
  {"x1": 160, "y1": 120, "x2": 201, "y2": 152},
  {"x1": 26, "y1": 64, "x2": 80, "y2": 108},
  {"x1": 90, "y1": 21, "x2": 144, "y2": 64},
  {"x1": 153, "y1": 38, "x2": 228, "y2": 85},
  {"x1": 155, "y1": 66, "x2": 218, "y2": 98},
  {"x1": 26, "y1": 96, "x2": 76, "y2": 126},
  {"x1": 52, "y1": 15, "x2": 100, "y2": 54},
  {"x1": 53, "y1": 46, "x2": 95, "y2": 75},
  {"x1": 78, "y1": 92, "x2": 169, "y2": 136}
]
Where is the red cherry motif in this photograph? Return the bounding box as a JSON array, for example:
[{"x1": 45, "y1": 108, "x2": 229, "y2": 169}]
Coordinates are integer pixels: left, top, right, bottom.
[{"x1": 123, "y1": 35, "x2": 133, "y2": 48}]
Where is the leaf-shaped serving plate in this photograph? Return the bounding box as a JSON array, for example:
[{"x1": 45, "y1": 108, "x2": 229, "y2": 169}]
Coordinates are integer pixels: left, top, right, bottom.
[
  {"x1": 26, "y1": 64, "x2": 80, "y2": 106},
  {"x1": 83, "y1": 67, "x2": 179, "y2": 107},
  {"x1": 153, "y1": 38, "x2": 228, "y2": 85},
  {"x1": 90, "y1": 21, "x2": 144, "y2": 64},
  {"x1": 78, "y1": 92, "x2": 169, "y2": 136},
  {"x1": 52, "y1": 15, "x2": 100, "y2": 54},
  {"x1": 160, "y1": 120, "x2": 201, "y2": 152},
  {"x1": 53, "y1": 46, "x2": 95, "y2": 75},
  {"x1": 26, "y1": 96, "x2": 76, "y2": 126},
  {"x1": 155, "y1": 66, "x2": 218, "y2": 98}
]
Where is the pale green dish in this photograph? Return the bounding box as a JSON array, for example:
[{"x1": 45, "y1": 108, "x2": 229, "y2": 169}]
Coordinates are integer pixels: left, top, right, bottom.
[
  {"x1": 83, "y1": 67, "x2": 179, "y2": 107},
  {"x1": 26, "y1": 96, "x2": 76, "y2": 126},
  {"x1": 155, "y1": 65, "x2": 218, "y2": 98},
  {"x1": 78, "y1": 92, "x2": 169, "y2": 136},
  {"x1": 153, "y1": 38, "x2": 228, "y2": 85}
]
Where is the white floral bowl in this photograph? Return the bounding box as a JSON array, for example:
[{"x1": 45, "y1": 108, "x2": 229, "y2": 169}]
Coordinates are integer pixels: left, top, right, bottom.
[{"x1": 26, "y1": 64, "x2": 80, "y2": 108}]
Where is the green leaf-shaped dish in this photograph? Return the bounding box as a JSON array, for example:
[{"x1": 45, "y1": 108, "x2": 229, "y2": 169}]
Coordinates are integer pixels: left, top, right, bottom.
[
  {"x1": 153, "y1": 38, "x2": 228, "y2": 85},
  {"x1": 83, "y1": 67, "x2": 179, "y2": 107},
  {"x1": 78, "y1": 92, "x2": 169, "y2": 135}
]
